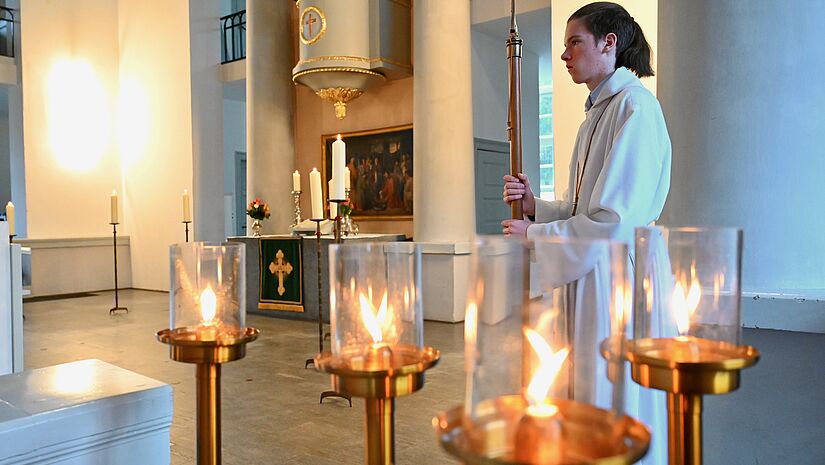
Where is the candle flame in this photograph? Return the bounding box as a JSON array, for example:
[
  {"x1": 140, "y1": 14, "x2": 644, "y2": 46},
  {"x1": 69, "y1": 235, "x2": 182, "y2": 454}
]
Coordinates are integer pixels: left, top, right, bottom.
[
  {"x1": 524, "y1": 328, "x2": 569, "y2": 417},
  {"x1": 360, "y1": 291, "x2": 389, "y2": 343},
  {"x1": 672, "y1": 279, "x2": 701, "y2": 335},
  {"x1": 200, "y1": 285, "x2": 217, "y2": 323}
]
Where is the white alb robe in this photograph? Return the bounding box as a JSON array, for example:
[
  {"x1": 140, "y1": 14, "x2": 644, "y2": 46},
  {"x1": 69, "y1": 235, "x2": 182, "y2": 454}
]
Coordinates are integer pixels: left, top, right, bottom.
[{"x1": 529, "y1": 67, "x2": 672, "y2": 465}]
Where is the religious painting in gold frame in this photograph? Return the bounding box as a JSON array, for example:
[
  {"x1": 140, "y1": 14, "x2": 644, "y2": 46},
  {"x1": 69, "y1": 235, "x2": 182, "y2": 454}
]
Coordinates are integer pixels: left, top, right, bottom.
[{"x1": 322, "y1": 124, "x2": 413, "y2": 220}]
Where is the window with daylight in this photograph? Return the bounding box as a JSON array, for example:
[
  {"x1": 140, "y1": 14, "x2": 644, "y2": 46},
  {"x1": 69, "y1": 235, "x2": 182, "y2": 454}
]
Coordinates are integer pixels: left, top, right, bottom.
[{"x1": 538, "y1": 83, "x2": 554, "y2": 200}]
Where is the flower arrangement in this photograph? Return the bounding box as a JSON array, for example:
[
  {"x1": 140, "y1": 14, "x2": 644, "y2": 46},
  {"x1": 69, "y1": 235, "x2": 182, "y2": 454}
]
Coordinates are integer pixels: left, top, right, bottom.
[
  {"x1": 246, "y1": 197, "x2": 271, "y2": 220},
  {"x1": 338, "y1": 199, "x2": 352, "y2": 217}
]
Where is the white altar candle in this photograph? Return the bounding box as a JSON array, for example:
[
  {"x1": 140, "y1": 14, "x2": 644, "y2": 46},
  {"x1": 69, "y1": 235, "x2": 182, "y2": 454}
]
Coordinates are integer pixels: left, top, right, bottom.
[
  {"x1": 310, "y1": 168, "x2": 324, "y2": 220},
  {"x1": 293, "y1": 170, "x2": 301, "y2": 192},
  {"x1": 331, "y1": 134, "x2": 346, "y2": 200},
  {"x1": 182, "y1": 189, "x2": 191, "y2": 222},
  {"x1": 110, "y1": 190, "x2": 119, "y2": 224},
  {"x1": 5, "y1": 201, "x2": 14, "y2": 236},
  {"x1": 344, "y1": 166, "x2": 351, "y2": 190}
]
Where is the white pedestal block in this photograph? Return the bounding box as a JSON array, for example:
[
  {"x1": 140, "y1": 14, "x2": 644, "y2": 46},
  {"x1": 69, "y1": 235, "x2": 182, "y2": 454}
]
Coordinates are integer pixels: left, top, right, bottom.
[
  {"x1": 419, "y1": 242, "x2": 472, "y2": 322},
  {"x1": 0, "y1": 359, "x2": 173, "y2": 465}
]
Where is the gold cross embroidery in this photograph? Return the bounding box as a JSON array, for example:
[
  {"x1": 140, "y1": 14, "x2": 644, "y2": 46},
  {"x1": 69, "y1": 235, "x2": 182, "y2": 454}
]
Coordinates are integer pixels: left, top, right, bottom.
[{"x1": 268, "y1": 249, "x2": 294, "y2": 296}]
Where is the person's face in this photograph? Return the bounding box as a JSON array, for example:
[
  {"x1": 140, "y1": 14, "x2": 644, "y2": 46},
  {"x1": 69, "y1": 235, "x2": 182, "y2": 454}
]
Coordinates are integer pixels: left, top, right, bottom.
[{"x1": 561, "y1": 19, "x2": 615, "y2": 89}]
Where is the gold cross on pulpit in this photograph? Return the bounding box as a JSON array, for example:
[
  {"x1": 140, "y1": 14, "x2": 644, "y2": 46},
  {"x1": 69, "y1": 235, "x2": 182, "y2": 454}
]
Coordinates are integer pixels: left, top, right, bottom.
[{"x1": 268, "y1": 249, "x2": 294, "y2": 296}]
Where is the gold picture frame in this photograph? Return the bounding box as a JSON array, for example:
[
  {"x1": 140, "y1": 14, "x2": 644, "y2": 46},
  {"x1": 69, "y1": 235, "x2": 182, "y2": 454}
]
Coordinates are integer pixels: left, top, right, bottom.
[{"x1": 322, "y1": 124, "x2": 413, "y2": 221}]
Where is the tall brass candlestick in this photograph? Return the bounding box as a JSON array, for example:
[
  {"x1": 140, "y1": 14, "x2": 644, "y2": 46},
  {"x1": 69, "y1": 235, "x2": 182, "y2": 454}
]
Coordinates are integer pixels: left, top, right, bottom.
[
  {"x1": 631, "y1": 226, "x2": 756, "y2": 465},
  {"x1": 323, "y1": 242, "x2": 434, "y2": 464},
  {"x1": 157, "y1": 328, "x2": 259, "y2": 465},
  {"x1": 162, "y1": 241, "x2": 258, "y2": 465},
  {"x1": 316, "y1": 346, "x2": 439, "y2": 465},
  {"x1": 626, "y1": 338, "x2": 759, "y2": 465}
]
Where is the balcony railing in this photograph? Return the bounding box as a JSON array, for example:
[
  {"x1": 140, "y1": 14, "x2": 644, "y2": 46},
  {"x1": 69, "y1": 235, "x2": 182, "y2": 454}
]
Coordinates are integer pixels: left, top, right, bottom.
[
  {"x1": 221, "y1": 10, "x2": 245, "y2": 64},
  {"x1": 0, "y1": 7, "x2": 14, "y2": 58}
]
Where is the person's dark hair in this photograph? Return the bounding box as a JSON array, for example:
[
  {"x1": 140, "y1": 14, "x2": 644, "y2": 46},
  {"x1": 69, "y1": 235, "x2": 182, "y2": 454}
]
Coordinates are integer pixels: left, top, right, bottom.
[{"x1": 569, "y1": 2, "x2": 654, "y2": 77}]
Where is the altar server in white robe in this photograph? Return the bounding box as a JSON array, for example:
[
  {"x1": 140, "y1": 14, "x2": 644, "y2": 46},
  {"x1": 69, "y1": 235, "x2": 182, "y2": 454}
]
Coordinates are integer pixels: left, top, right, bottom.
[{"x1": 502, "y1": 3, "x2": 671, "y2": 464}]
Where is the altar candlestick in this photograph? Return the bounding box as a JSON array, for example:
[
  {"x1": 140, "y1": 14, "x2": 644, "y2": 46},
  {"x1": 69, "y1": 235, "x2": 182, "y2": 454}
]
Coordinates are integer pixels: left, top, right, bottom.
[
  {"x1": 5, "y1": 201, "x2": 14, "y2": 236},
  {"x1": 110, "y1": 190, "x2": 119, "y2": 224},
  {"x1": 331, "y1": 135, "x2": 346, "y2": 200},
  {"x1": 293, "y1": 170, "x2": 301, "y2": 192},
  {"x1": 310, "y1": 168, "x2": 324, "y2": 220},
  {"x1": 344, "y1": 167, "x2": 351, "y2": 190},
  {"x1": 182, "y1": 189, "x2": 191, "y2": 222}
]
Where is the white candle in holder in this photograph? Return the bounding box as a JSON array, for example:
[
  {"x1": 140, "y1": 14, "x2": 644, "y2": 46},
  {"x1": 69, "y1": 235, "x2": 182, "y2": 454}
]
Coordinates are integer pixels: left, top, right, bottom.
[
  {"x1": 345, "y1": 166, "x2": 351, "y2": 190},
  {"x1": 310, "y1": 168, "x2": 324, "y2": 220},
  {"x1": 293, "y1": 170, "x2": 301, "y2": 192},
  {"x1": 182, "y1": 189, "x2": 191, "y2": 222},
  {"x1": 5, "y1": 201, "x2": 14, "y2": 236},
  {"x1": 110, "y1": 190, "x2": 119, "y2": 224},
  {"x1": 331, "y1": 135, "x2": 346, "y2": 200}
]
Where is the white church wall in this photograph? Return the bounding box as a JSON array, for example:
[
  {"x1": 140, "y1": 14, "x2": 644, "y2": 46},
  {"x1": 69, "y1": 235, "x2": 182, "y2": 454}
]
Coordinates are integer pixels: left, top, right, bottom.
[
  {"x1": 551, "y1": 0, "x2": 657, "y2": 200},
  {"x1": 657, "y1": 0, "x2": 825, "y2": 327},
  {"x1": 470, "y1": 26, "x2": 541, "y2": 194},
  {"x1": 118, "y1": 0, "x2": 195, "y2": 290},
  {"x1": 20, "y1": 0, "x2": 123, "y2": 239}
]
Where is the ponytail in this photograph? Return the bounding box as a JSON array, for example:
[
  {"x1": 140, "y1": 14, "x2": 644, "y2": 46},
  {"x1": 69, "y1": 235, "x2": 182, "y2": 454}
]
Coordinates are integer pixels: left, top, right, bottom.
[
  {"x1": 569, "y1": 2, "x2": 654, "y2": 78},
  {"x1": 617, "y1": 20, "x2": 654, "y2": 77}
]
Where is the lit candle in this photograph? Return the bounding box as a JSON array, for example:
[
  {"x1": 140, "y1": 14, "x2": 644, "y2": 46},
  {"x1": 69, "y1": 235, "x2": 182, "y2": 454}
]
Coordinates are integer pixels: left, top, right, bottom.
[
  {"x1": 309, "y1": 168, "x2": 324, "y2": 220},
  {"x1": 110, "y1": 190, "x2": 118, "y2": 224},
  {"x1": 293, "y1": 170, "x2": 301, "y2": 192},
  {"x1": 331, "y1": 134, "x2": 346, "y2": 200},
  {"x1": 514, "y1": 328, "x2": 568, "y2": 463},
  {"x1": 198, "y1": 285, "x2": 218, "y2": 340},
  {"x1": 5, "y1": 201, "x2": 14, "y2": 236},
  {"x1": 344, "y1": 166, "x2": 351, "y2": 190},
  {"x1": 182, "y1": 189, "x2": 191, "y2": 222},
  {"x1": 353, "y1": 291, "x2": 393, "y2": 370}
]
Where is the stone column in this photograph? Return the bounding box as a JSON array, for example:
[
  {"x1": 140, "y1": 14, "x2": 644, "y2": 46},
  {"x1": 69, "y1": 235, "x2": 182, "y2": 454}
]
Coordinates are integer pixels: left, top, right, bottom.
[
  {"x1": 414, "y1": 0, "x2": 475, "y2": 321},
  {"x1": 658, "y1": 0, "x2": 825, "y2": 330},
  {"x1": 189, "y1": 0, "x2": 225, "y2": 241},
  {"x1": 246, "y1": 0, "x2": 295, "y2": 234}
]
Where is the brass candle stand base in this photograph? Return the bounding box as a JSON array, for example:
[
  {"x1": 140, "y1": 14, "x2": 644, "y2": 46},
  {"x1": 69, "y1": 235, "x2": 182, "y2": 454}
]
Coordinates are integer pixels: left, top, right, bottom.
[
  {"x1": 157, "y1": 327, "x2": 259, "y2": 465},
  {"x1": 315, "y1": 345, "x2": 440, "y2": 465},
  {"x1": 626, "y1": 337, "x2": 760, "y2": 465},
  {"x1": 434, "y1": 395, "x2": 650, "y2": 465}
]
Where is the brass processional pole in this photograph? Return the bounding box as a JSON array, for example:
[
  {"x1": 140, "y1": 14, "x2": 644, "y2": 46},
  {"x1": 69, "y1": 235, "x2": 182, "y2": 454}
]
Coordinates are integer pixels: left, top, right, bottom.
[
  {"x1": 506, "y1": 0, "x2": 533, "y2": 391},
  {"x1": 506, "y1": 0, "x2": 524, "y2": 220}
]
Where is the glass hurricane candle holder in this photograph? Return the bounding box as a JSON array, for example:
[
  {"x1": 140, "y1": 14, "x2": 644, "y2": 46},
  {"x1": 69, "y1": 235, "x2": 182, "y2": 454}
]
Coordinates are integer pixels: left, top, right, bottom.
[
  {"x1": 628, "y1": 226, "x2": 759, "y2": 465},
  {"x1": 631, "y1": 226, "x2": 746, "y2": 361},
  {"x1": 329, "y1": 241, "x2": 425, "y2": 370},
  {"x1": 169, "y1": 242, "x2": 246, "y2": 342},
  {"x1": 435, "y1": 236, "x2": 649, "y2": 465}
]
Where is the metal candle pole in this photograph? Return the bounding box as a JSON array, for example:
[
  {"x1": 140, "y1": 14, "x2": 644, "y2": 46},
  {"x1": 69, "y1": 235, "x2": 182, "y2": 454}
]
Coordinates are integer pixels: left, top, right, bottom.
[
  {"x1": 183, "y1": 220, "x2": 192, "y2": 242},
  {"x1": 291, "y1": 190, "x2": 302, "y2": 228},
  {"x1": 506, "y1": 0, "x2": 524, "y2": 220},
  {"x1": 109, "y1": 222, "x2": 128, "y2": 314},
  {"x1": 305, "y1": 217, "x2": 351, "y2": 406}
]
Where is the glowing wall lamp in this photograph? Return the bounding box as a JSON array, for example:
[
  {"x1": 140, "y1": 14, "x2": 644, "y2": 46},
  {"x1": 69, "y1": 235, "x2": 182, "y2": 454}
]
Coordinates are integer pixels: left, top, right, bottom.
[{"x1": 47, "y1": 59, "x2": 111, "y2": 171}]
